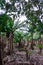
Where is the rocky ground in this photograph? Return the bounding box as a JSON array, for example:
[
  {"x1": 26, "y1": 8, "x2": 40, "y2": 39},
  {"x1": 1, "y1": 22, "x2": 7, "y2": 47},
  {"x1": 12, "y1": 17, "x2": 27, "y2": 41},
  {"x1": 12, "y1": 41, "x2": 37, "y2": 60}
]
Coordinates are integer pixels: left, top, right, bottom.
[{"x1": 2, "y1": 49, "x2": 43, "y2": 65}]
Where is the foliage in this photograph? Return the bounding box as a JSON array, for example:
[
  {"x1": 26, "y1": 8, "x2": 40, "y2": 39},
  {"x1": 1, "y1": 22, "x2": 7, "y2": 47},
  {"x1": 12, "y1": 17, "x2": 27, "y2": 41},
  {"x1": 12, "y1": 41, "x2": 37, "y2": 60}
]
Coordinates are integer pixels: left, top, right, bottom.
[
  {"x1": 14, "y1": 31, "x2": 24, "y2": 43},
  {"x1": 0, "y1": 0, "x2": 43, "y2": 41},
  {"x1": 33, "y1": 32, "x2": 40, "y2": 40},
  {"x1": 0, "y1": 14, "x2": 13, "y2": 33},
  {"x1": 37, "y1": 44, "x2": 43, "y2": 49}
]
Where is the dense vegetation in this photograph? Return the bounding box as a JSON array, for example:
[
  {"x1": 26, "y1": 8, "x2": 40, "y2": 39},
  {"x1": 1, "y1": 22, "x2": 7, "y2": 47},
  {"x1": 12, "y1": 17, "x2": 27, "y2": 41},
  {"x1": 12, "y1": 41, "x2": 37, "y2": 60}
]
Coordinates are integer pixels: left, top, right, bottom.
[{"x1": 0, "y1": 0, "x2": 43, "y2": 65}]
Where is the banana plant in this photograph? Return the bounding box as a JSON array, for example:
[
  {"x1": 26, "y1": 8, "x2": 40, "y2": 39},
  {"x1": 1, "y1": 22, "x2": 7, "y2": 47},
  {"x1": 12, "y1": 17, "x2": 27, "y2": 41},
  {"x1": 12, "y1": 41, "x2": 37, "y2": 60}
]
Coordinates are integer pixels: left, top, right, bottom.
[
  {"x1": 14, "y1": 31, "x2": 25, "y2": 48},
  {"x1": 0, "y1": 13, "x2": 28, "y2": 55}
]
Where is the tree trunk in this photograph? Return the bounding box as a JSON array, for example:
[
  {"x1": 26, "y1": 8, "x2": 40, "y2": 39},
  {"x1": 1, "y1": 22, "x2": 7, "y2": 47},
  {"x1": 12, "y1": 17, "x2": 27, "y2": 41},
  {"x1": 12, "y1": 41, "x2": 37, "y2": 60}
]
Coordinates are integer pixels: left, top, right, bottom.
[
  {"x1": 0, "y1": 45, "x2": 2, "y2": 65},
  {"x1": 0, "y1": 36, "x2": 3, "y2": 65},
  {"x1": 9, "y1": 32, "x2": 13, "y2": 54},
  {"x1": 30, "y1": 33, "x2": 34, "y2": 50},
  {"x1": 30, "y1": 40, "x2": 34, "y2": 50},
  {"x1": 39, "y1": 38, "x2": 42, "y2": 54},
  {"x1": 25, "y1": 49, "x2": 29, "y2": 61},
  {"x1": 18, "y1": 39, "x2": 22, "y2": 48}
]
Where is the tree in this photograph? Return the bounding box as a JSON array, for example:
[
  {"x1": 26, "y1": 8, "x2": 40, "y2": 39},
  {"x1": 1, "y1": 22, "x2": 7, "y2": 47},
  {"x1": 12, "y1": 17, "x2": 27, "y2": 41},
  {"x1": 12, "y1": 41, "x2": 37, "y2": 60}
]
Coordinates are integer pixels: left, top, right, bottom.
[
  {"x1": 22, "y1": 0, "x2": 43, "y2": 50},
  {"x1": 14, "y1": 31, "x2": 24, "y2": 48},
  {"x1": 36, "y1": 20, "x2": 43, "y2": 54},
  {"x1": 0, "y1": 14, "x2": 14, "y2": 65},
  {"x1": 0, "y1": 14, "x2": 13, "y2": 52}
]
